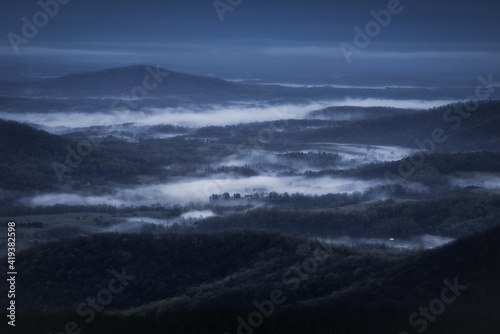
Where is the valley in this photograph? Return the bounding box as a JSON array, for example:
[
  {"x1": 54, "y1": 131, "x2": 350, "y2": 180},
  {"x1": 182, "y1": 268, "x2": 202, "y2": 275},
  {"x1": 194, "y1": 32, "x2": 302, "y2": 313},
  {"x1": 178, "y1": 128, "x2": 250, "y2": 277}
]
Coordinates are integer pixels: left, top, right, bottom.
[{"x1": 1, "y1": 66, "x2": 500, "y2": 334}]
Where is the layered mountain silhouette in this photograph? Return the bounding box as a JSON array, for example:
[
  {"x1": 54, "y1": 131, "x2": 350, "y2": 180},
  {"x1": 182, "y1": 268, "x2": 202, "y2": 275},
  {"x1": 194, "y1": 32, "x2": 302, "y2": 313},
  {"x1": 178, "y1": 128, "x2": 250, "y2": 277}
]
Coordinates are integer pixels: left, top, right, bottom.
[
  {"x1": 0, "y1": 65, "x2": 486, "y2": 103},
  {"x1": 1, "y1": 99, "x2": 500, "y2": 191},
  {"x1": 0, "y1": 65, "x2": 274, "y2": 100},
  {"x1": 0, "y1": 119, "x2": 148, "y2": 191}
]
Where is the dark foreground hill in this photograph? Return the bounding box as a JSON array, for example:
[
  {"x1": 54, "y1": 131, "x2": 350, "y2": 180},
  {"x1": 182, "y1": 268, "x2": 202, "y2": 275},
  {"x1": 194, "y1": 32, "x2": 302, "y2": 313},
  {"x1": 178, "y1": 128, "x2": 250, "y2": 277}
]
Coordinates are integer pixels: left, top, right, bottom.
[
  {"x1": 188, "y1": 194, "x2": 500, "y2": 239},
  {"x1": 3, "y1": 226, "x2": 500, "y2": 333}
]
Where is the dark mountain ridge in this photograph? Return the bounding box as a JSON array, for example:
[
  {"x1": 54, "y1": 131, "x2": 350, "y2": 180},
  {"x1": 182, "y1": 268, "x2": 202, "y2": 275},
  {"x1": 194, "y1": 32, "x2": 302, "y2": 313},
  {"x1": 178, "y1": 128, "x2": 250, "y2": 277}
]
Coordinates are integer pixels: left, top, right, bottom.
[
  {"x1": 0, "y1": 65, "x2": 487, "y2": 103},
  {"x1": 0, "y1": 65, "x2": 278, "y2": 100},
  {"x1": 0, "y1": 119, "x2": 148, "y2": 191},
  {"x1": 294, "y1": 100, "x2": 500, "y2": 151},
  {"x1": 3, "y1": 225, "x2": 500, "y2": 334}
]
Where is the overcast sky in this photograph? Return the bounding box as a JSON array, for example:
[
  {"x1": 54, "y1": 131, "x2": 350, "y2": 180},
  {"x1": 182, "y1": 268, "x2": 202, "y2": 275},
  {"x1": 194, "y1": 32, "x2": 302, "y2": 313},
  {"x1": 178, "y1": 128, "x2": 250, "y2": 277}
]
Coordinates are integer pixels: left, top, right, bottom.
[{"x1": 0, "y1": 0, "x2": 499, "y2": 77}]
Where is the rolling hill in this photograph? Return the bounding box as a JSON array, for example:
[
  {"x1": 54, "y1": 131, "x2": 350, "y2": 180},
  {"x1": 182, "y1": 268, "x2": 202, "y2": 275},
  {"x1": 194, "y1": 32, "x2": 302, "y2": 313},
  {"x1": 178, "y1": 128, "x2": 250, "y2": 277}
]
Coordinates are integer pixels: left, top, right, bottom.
[
  {"x1": 3, "y1": 225, "x2": 500, "y2": 334},
  {"x1": 0, "y1": 119, "x2": 148, "y2": 191},
  {"x1": 0, "y1": 65, "x2": 489, "y2": 105},
  {"x1": 294, "y1": 100, "x2": 500, "y2": 151},
  {"x1": 0, "y1": 65, "x2": 276, "y2": 101}
]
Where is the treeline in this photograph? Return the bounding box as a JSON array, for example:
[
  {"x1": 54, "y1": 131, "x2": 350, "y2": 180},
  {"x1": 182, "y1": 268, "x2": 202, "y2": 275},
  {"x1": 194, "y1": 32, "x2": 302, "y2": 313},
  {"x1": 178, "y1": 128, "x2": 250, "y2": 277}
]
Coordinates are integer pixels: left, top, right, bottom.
[
  {"x1": 308, "y1": 105, "x2": 417, "y2": 120},
  {"x1": 0, "y1": 203, "x2": 186, "y2": 217},
  {"x1": 0, "y1": 119, "x2": 152, "y2": 191},
  {"x1": 192, "y1": 101, "x2": 500, "y2": 153},
  {"x1": 290, "y1": 100, "x2": 500, "y2": 151},
  {"x1": 193, "y1": 119, "x2": 334, "y2": 139},
  {"x1": 203, "y1": 164, "x2": 258, "y2": 176},
  {"x1": 342, "y1": 151, "x2": 500, "y2": 178},
  {"x1": 0, "y1": 118, "x2": 239, "y2": 192},
  {"x1": 306, "y1": 151, "x2": 500, "y2": 191},
  {"x1": 209, "y1": 191, "x2": 371, "y2": 209},
  {"x1": 193, "y1": 195, "x2": 500, "y2": 239},
  {"x1": 3, "y1": 230, "x2": 357, "y2": 312},
  {"x1": 278, "y1": 151, "x2": 341, "y2": 168},
  {"x1": 5, "y1": 224, "x2": 500, "y2": 333}
]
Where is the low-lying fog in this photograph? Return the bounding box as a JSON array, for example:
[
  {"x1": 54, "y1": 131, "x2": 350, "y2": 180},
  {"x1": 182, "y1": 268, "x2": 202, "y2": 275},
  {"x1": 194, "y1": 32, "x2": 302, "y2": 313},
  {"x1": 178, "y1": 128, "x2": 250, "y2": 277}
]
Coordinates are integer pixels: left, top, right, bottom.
[
  {"x1": 21, "y1": 175, "x2": 390, "y2": 207},
  {"x1": 0, "y1": 98, "x2": 452, "y2": 130},
  {"x1": 320, "y1": 234, "x2": 455, "y2": 250},
  {"x1": 300, "y1": 143, "x2": 413, "y2": 168},
  {"x1": 106, "y1": 210, "x2": 216, "y2": 232},
  {"x1": 220, "y1": 143, "x2": 412, "y2": 172},
  {"x1": 448, "y1": 172, "x2": 500, "y2": 189},
  {"x1": 257, "y1": 83, "x2": 425, "y2": 90}
]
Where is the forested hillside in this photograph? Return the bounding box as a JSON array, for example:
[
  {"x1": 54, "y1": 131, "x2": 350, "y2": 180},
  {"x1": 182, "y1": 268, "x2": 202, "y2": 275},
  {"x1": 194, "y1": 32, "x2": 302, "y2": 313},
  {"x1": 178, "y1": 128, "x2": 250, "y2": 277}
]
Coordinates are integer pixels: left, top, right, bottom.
[{"x1": 3, "y1": 225, "x2": 500, "y2": 334}]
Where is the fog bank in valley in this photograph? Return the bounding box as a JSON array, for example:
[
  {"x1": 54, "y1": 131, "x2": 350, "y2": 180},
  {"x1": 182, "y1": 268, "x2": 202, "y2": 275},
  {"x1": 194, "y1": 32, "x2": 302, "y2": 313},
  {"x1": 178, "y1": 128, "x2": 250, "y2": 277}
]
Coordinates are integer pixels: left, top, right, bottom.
[
  {"x1": 448, "y1": 172, "x2": 500, "y2": 189},
  {"x1": 106, "y1": 210, "x2": 216, "y2": 232},
  {"x1": 0, "y1": 98, "x2": 452, "y2": 130},
  {"x1": 21, "y1": 175, "x2": 390, "y2": 207},
  {"x1": 321, "y1": 234, "x2": 455, "y2": 250}
]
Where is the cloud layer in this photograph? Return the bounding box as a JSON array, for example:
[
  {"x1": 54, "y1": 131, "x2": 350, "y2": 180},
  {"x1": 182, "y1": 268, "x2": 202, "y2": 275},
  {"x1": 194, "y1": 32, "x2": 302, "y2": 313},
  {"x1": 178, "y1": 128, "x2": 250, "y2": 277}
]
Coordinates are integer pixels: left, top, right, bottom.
[
  {"x1": 21, "y1": 175, "x2": 386, "y2": 207},
  {"x1": 0, "y1": 99, "x2": 453, "y2": 129}
]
